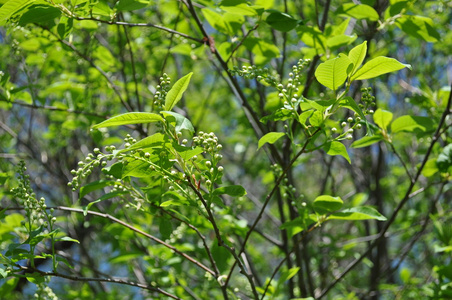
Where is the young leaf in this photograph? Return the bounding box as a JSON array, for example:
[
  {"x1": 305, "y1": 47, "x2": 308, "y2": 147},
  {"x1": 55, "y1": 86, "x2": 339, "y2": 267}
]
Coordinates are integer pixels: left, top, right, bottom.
[
  {"x1": 315, "y1": 54, "x2": 353, "y2": 91},
  {"x1": 164, "y1": 72, "x2": 193, "y2": 111},
  {"x1": 328, "y1": 206, "x2": 387, "y2": 221},
  {"x1": 313, "y1": 195, "x2": 343, "y2": 214},
  {"x1": 212, "y1": 185, "x2": 247, "y2": 197},
  {"x1": 117, "y1": 133, "x2": 167, "y2": 154},
  {"x1": 390, "y1": 115, "x2": 435, "y2": 133},
  {"x1": 115, "y1": 0, "x2": 149, "y2": 12},
  {"x1": 373, "y1": 108, "x2": 393, "y2": 131},
  {"x1": 92, "y1": 112, "x2": 164, "y2": 129},
  {"x1": 161, "y1": 111, "x2": 195, "y2": 133},
  {"x1": 351, "y1": 135, "x2": 383, "y2": 148},
  {"x1": 323, "y1": 141, "x2": 351, "y2": 164},
  {"x1": 336, "y1": 3, "x2": 379, "y2": 21},
  {"x1": 350, "y1": 57, "x2": 411, "y2": 81},
  {"x1": 258, "y1": 132, "x2": 285, "y2": 150},
  {"x1": 348, "y1": 41, "x2": 367, "y2": 76}
]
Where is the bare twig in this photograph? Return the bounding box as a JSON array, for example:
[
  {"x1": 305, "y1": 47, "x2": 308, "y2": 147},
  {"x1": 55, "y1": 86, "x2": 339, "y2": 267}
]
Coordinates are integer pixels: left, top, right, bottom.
[{"x1": 18, "y1": 266, "x2": 182, "y2": 300}]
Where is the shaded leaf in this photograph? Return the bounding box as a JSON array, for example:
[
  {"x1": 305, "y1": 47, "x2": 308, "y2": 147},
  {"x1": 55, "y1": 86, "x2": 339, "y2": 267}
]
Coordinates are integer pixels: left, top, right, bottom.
[
  {"x1": 265, "y1": 11, "x2": 298, "y2": 32},
  {"x1": 313, "y1": 195, "x2": 343, "y2": 214},
  {"x1": 79, "y1": 180, "x2": 116, "y2": 199},
  {"x1": 213, "y1": 185, "x2": 247, "y2": 197},
  {"x1": 395, "y1": 15, "x2": 440, "y2": 43},
  {"x1": 161, "y1": 111, "x2": 195, "y2": 134}
]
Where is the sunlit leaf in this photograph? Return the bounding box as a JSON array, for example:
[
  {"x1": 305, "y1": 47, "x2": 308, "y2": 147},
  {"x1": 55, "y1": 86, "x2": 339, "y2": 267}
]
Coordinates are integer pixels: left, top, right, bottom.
[
  {"x1": 373, "y1": 108, "x2": 393, "y2": 131},
  {"x1": 164, "y1": 72, "x2": 193, "y2": 111},
  {"x1": 351, "y1": 56, "x2": 411, "y2": 81},
  {"x1": 395, "y1": 15, "x2": 440, "y2": 43},
  {"x1": 337, "y1": 3, "x2": 379, "y2": 21},
  {"x1": 258, "y1": 132, "x2": 285, "y2": 150},
  {"x1": 348, "y1": 41, "x2": 367, "y2": 76},
  {"x1": 323, "y1": 141, "x2": 351, "y2": 164},
  {"x1": 390, "y1": 115, "x2": 435, "y2": 133},
  {"x1": 92, "y1": 113, "x2": 164, "y2": 129},
  {"x1": 315, "y1": 54, "x2": 353, "y2": 91}
]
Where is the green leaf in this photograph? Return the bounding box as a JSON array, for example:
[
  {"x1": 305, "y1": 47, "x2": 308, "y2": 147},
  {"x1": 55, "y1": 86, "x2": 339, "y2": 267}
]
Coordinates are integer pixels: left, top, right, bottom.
[
  {"x1": 243, "y1": 37, "x2": 280, "y2": 59},
  {"x1": 390, "y1": 115, "x2": 435, "y2": 133},
  {"x1": 297, "y1": 25, "x2": 326, "y2": 53},
  {"x1": 213, "y1": 185, "x2": 247, "y2": 197},
  {"x1": 173, "y1": 144, "x2": 204, "y2": 160},
  {"x1": 0, "y1": 0, "x2": 34, "y2": 23},
  {"x1": 337, "y1": 3, "x2": 379, "y2": 21},
  {"x1": 313, "y1": 195, "x2": 343, "y2": 214},
  {"x1": 315, "y1": 54, "x2": 353, "y2": 91},
  {"x1": 351, "y1": 135, "x2": 383, "y2": 148},
  {"x1": 348, "y1": 41, "x2": 367, "y2": 76},
  {"x1": 437, "y1": 144, "x2": 452, "y2": 173},
  {"x1": 79, "y1": 180, "x2": 116, "y2": 199},
  {"x1": 57, "y1": 15, "x2": 73, "y2": 39},
  {"x1": 164, "y1": 72, "x2": 193, "y2": 111},
  {"x1": 323, "y1": 141, "x2": 351, "y2": 164},
  {"x1": 117, "y1": 133, "x2": 167, "y2": 154},
  {"x1": 328, "y1": 206, "x2": 387, "y2": 221},
  {"x1": 115, "y1": 0, "x2": 149, "y2": 11},
  {"x1": 0, "y1": 172, "x2": 8, "y2": 185},
  {"x1": 395, "y1": 15, "x2": 440, "y2": 43},
  {"x1": 326, "y1": 34, "x2": 357, "y2": 50},
  {"x1": 373, "y1": 108, "x2": 393, "y2": 131},
  {"x1": 83, "y1": 191, "x2": 128, "y2": 215},
  {"x1": 258, "y1": 132, "x2": 285, "y2": 150},
  {"x1": 92, "y1": 113, "x2": 164, "y2": 129},
  {"x1": 350, "y1": 56, "x2": 411, "y2": 81},
  {"x1": 220, "y1": 2, "x2": 257, "y2": 16},
  {"x1": 159, "y1": 218, "x2": 172, "y2": 240},
  {"x1": 161, "y1": 111, "x2": 195, "y2": 134},
  {"x1": 202, "y1": 9, "x2": 227, "y2": 34},
  {"x1": 18, "y1": 4, "x2": 60, "y2": 26},
  {"x1": 265, "y1": 12, "x2": 298, "y2": 32},
  {"x1": 55, "y1": 236, "x2": 80, "y2": 243}
]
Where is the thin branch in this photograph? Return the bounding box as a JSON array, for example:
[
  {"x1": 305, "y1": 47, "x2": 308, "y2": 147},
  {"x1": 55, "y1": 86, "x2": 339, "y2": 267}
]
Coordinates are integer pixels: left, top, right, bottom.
[
  {"x1": 6, "y1": 205, "x2": 215, "y2": 276},
  {"x1": 46, "y1": 30, "x2": 133, "y2": 112},
  {"x1": 225, "y1": 128, "x2": 321, "y2": 288},
  {"x1": 73, "y1": 16, "x2": 204, "y2": 44},
  {"x1": 318, "y1": 83, "x2": 452, "y2": 298},
  {"x1": 225, "y1": 24, "x2": 259, "y2": 64},
  {"x1": 388, "y1": 142, "x2": 414, "y2": 183},
  {"x1": 18, "y1": 266, "x2": 182, "y2": 300},
  {"x1": 0, "y1": 99, "x2": 107, "y2": 119}
]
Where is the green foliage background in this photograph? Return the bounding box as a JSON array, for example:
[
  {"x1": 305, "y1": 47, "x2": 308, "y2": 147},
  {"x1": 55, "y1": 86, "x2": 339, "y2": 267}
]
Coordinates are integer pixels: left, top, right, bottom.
[{"x1": 0, "y1": 0, "x2": 451, "y2": 299}]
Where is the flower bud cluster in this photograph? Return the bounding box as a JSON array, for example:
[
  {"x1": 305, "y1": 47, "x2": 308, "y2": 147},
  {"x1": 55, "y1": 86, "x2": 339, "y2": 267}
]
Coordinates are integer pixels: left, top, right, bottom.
[
  {"x1": 168, "y1": 223, "x2": 187, "y2": 243},
  {"x1": 11, "y1": 161, "x2": 55, "y2": 229},
  {"x1": 153, "y1": 73, "x2": 171, "y2": 111},
  {"x1": 34, "y1": 279, "x2": 58, "y2": 300},
  {"x1": 359, "y1": 87, "x2": 376, "y2": 115},
  {"x1": 193, "y1": 131, "x2": 224, "y2": 186},
  {"x1": 68, "y1": 148, "x2": 111, "y2": 191},
  {"x1": 230, "y1": 65, "x2": 278, "y2": 85}
]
